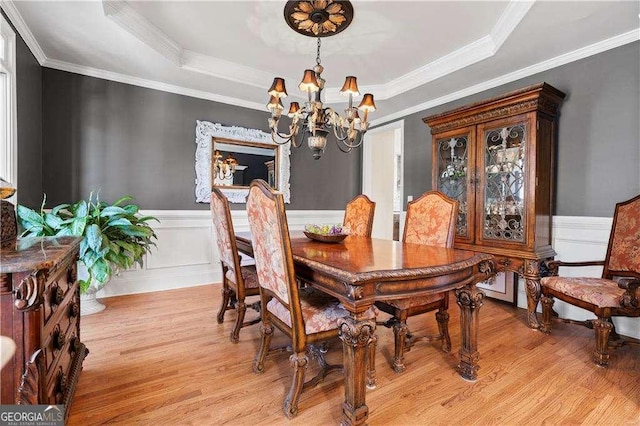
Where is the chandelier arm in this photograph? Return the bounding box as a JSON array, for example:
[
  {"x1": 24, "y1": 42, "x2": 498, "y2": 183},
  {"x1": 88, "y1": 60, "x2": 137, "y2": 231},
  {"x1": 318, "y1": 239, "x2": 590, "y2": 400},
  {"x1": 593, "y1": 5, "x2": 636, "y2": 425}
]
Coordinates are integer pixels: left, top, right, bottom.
[
  {"x1": 338, "y1": 131, "x2": 365, "y2": 149},
  {"x1": 270, "y1": 131, "x2": 295, "y2": 146},
  {"x1": 334, "y1": 140, "x2": 354, "y2": 153}
]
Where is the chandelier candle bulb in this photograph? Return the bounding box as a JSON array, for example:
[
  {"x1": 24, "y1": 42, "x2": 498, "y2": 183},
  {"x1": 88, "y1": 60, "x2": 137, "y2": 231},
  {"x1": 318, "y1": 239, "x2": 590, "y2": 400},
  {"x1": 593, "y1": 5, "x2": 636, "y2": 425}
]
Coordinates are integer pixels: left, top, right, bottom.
[{"x1": 266, "y1": 0, "x2": 376, "y2": 159}]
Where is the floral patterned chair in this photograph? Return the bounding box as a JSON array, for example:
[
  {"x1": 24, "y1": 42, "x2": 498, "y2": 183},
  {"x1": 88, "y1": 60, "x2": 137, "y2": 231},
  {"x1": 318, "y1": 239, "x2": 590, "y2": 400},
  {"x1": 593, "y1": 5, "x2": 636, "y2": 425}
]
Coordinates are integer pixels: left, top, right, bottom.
[
  {"x1": 211, "y1": 188, "x2": 261, "y2": 343},
  {"x1": 375, "y1": 191, "x2": 458, "y2": 373},
  {"x1": 246, "y1": 179, "x2": 378, "y2": 419},
  {"x1": 343, "y1": 194, "x2": 376, "y2": 237},
  {"x1": 541, "y1": 194, "x2": 640, "y2": 367}
]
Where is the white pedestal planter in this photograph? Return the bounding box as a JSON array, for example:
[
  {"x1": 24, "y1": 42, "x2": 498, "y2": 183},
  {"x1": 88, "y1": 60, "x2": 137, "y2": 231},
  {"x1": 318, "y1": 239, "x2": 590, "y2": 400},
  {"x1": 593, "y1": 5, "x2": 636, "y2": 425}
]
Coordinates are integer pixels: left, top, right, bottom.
[
  {"x1": 80, "y1": 285, "x2": 106, "y2": 316},
  {"x1": 78, "y1": 263, "x2": 110, "y2": 316}
]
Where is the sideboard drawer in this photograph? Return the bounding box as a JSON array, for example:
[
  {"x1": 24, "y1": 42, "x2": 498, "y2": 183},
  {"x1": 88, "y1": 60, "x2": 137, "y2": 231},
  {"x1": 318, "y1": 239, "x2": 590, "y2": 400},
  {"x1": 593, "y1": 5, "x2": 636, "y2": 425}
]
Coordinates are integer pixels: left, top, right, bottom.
[{"x1": 43, "y1": 261, "x2": 75, "y2": 324}]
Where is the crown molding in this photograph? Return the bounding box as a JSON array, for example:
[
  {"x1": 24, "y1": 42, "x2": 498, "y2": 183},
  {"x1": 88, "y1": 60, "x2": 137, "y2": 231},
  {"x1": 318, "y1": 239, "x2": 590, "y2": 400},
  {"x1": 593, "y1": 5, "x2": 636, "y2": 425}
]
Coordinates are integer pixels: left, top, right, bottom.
[
  {"x1": 490, "y1": 1, "x2": 535, "y2": 51},
  {"x1": 4, "y1": 0, "x2": 637, "y2": 123},
  {"x1": 181, "y1": 49, "x2": 303, "y2": 99},
  {"x1": 332, "y1": 0, "x2": 535, "y2": 103},
  {"x1": 100, "y1": 0, "x2": 533, "y2": 104},
  {"x1": 102, "y1": 0, "x2": 182, "y2": 66},
  {"x1": 371, "y1": 28, "x2": 640, "y2": 127},
  {"x1": 0, "y1": 0, "x2": 45, "y2": 65},
  {"x1": 42, "y1": 57, "x2": 267, "y2": 112}
]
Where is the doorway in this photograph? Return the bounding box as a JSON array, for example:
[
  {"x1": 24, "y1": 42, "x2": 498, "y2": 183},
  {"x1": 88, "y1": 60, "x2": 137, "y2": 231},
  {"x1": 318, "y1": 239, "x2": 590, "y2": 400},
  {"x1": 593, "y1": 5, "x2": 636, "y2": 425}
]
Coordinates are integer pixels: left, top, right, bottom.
[{"x1": 362, "y1": 120, "x2": 404, "y2": 240}]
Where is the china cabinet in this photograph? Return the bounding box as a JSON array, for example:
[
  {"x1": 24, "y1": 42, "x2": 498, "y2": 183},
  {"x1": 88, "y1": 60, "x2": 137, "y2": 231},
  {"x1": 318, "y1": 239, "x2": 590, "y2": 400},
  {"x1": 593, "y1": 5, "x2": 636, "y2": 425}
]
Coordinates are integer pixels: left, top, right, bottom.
[{"x1": 424, "y1": 83, "x2": 566, "y2": 328}]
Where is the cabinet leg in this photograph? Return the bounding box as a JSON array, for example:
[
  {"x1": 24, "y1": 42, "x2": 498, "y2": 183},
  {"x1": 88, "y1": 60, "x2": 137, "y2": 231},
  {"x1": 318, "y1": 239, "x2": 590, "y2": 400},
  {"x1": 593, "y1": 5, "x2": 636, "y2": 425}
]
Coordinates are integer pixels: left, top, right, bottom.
[{"x1": 524, "y1": 259, "x2": 541, "y2": 329}]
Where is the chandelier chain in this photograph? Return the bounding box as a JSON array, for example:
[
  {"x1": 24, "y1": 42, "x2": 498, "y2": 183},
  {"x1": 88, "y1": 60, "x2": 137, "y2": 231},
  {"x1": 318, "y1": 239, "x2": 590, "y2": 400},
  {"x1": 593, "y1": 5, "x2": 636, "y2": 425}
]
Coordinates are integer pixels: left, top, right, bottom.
[{"x1": 316, "y1": 37, "x2": 322, "y2": 65}]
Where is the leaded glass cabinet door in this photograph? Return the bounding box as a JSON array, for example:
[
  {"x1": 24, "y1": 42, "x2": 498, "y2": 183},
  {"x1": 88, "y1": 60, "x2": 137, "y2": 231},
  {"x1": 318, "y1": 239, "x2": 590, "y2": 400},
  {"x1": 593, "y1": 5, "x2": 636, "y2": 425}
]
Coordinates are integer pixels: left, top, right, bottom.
[
  {"x1": 477, "y1": 116, "x2": 530, "y2": 247},
  {"x1": 432, "y1": 127, "x2": 475, "y2": 243}
]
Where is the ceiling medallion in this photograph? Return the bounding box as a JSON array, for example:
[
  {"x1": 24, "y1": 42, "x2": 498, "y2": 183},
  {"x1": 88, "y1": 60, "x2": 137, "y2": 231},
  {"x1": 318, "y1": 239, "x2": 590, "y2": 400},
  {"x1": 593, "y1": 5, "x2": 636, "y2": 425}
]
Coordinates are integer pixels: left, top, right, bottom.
[{"x1": 284, "y1": 0, "x2": 354, "y2": 38}]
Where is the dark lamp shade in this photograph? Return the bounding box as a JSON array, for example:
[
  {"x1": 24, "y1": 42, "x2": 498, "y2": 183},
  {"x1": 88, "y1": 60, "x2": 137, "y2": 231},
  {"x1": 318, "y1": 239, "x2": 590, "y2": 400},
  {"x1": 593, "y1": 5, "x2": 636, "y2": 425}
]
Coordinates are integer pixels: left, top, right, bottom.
[
  {"x1": 268, "y1": 77, "x2": 288, "y2": 98},
  {"x1": 226, "y1": 153, "x2": 238, "y2": 166},
  {"x1": 266, "y1": 95, "x2": 284, "y2": 112},
  {"x1": 298, "y1": 69, "x2": 320, "y2": 92},
  {"x1": 287, "y1": 102, "x2": 300, "y2": 117},
  {"x1": 340, "y1": 76, "x2": 360, "y2": 96},
  {"x1": 358, "y1": 93, "x2": 376, "y2": 112}
]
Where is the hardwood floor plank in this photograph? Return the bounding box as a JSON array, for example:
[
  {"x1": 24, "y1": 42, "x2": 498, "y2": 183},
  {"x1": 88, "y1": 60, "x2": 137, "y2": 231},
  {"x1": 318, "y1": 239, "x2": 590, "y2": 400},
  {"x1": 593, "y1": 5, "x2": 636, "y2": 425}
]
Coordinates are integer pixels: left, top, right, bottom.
[{"x1": 68, "y1": 285, "x2": 640, "y2": 425}]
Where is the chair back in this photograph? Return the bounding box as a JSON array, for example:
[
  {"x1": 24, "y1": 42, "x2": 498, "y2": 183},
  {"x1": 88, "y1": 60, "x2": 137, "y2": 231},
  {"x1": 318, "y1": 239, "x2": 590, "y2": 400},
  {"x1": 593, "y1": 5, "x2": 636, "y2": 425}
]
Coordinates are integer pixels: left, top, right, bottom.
[
  {"x1": 603, "y1": 194, "x2": 640, "y2": 280},
  {"x1": 403, "y1": 191, "x2": 458, "y2": 247},
  {"x1": 343, "y1": 194, "x2": 376, "y2": 237},
  {"x1": 246, "y1": 179, "x2": 300, "y2": 314},
  {"x1": 211, "y1": 188, "x2": 242, "y2": 282}
]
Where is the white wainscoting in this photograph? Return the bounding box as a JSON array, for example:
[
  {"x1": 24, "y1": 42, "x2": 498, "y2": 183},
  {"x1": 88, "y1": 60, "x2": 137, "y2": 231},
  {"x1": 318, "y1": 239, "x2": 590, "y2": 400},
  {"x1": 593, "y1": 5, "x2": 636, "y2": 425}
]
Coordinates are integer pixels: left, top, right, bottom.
[
  {"x1": 96, "y1": 209, "x2": 344, "y2": 298},
  {"x1": 99, "y1": 211, "x2": 639, "y2": 339}
]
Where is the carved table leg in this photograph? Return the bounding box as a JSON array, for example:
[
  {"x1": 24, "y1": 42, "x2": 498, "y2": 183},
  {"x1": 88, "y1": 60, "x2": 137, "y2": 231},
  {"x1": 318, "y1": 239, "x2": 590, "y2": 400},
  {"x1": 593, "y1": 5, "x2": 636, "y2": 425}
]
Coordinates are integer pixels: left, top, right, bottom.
[
  {"x1": 455, "y1": 284, "x2": 484, "y2": 381},
  {"x1": 524, "y1": 259, "x2": 541, "y2": 329},
  {"x1": 338, "y1": 315, "x2": 376, "y2": 426}
]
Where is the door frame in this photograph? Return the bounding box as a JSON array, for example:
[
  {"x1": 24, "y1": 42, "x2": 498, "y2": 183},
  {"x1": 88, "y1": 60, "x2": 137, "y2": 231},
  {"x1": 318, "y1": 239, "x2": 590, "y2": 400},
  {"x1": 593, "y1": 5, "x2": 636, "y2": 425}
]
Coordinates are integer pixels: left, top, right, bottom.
[{"x1": 362, "y1": 120, "x2": 405, "y2": 239}]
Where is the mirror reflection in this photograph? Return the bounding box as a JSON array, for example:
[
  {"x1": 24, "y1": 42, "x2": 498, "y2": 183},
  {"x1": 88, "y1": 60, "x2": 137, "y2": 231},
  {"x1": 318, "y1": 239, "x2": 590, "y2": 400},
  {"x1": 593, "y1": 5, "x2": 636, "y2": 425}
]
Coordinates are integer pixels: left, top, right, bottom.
[
  {"x1": 212, "y1": 138, "x2": 277, "y2": 188},
  {"x1": 194, "y1": 121, "x2": 290, "y2": 204}
]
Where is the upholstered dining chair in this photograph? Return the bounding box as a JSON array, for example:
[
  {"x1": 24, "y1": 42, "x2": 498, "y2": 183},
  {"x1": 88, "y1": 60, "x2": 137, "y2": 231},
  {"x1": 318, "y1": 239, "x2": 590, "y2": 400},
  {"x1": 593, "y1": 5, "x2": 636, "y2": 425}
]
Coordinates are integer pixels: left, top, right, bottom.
[
  {"x1": 541, "y1": 194, "x2": 640, "y2": 367},
  {"x1": 375, "y1": 190, "x2": 458, "y2": 373},
  {"x1": 211, "y1": 188, "x2": 261, "y2": 343},
  {"x1": 343, "y1": 194, "x2": 376, "y2": 237},
  {"x1": 246, "y1": 179, "x2": 378, "y2": 419}
]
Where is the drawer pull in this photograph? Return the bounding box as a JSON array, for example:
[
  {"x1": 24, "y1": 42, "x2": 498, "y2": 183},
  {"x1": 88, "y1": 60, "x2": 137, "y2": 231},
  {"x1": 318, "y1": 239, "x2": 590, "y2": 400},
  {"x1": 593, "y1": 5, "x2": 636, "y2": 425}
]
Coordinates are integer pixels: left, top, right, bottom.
[
  {"x1": 56, "y1": 370, "x2": 67, "y2": 404},
  {"x1": 69, "y1": 302, "x2": 79, "y2": 318},
  {"x1": 53, "y1": 329, "x2": 66, "y2": 350},
  {"x1": 51, "y1": 284, "x2": 65, "y2": 306},
  {"x1": 498, "y1": 259, "x2": 511, "y2": 267},
  {"x1": 68, "y1": 336, "x2": 79, "y2": 354}
]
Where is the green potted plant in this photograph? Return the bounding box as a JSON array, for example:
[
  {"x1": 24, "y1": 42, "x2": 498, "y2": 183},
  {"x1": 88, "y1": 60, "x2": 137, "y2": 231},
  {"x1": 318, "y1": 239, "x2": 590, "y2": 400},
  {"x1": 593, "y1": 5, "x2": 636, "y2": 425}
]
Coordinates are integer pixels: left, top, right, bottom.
[{"x1": 17, "y1": 193, "x2": 158, "y2": 315}]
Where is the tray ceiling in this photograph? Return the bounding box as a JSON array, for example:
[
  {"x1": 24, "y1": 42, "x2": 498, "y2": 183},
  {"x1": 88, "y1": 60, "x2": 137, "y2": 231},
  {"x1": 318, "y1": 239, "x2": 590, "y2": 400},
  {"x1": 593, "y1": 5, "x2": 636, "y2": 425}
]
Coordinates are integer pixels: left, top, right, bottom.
[{"x1": 2, "y1": 0, "x2": 638, "y2": 123}]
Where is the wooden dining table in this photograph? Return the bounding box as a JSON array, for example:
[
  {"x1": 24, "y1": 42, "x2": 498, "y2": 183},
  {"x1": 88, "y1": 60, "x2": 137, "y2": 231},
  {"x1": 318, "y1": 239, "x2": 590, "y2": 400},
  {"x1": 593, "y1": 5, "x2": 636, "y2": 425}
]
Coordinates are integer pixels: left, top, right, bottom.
[{"x1": 235, "y1": 232, "x2": 493, "y2": 426}]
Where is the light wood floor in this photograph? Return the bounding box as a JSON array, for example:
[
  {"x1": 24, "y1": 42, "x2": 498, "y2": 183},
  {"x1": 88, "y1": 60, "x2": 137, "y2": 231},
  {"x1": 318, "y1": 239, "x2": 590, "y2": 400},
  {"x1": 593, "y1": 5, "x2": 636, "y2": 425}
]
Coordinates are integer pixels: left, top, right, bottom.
[{"x1": 68, "y1": 284, "x2": 640, "y2": 425}]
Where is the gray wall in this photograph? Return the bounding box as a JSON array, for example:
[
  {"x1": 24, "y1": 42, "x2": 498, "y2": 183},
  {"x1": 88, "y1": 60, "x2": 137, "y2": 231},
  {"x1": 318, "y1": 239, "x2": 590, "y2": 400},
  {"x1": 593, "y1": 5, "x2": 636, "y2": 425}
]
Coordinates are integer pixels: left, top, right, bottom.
[
  {"x1": 3, "y1": 10, "x2": 42, "y2": 208},
  {"x1": 392, "y1": 42, "x2": 639, "y2": 217},
  {"x1": 41, "y1": 69, "x2": 360, "y2": 210}
]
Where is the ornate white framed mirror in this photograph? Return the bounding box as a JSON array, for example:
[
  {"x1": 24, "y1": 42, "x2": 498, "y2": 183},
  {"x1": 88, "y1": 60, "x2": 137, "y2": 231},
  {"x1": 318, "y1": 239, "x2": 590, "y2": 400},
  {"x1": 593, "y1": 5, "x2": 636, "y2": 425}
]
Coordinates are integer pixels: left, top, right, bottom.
[{"x1": 195, "y1": 121, "x2": 291, "y2": 203}]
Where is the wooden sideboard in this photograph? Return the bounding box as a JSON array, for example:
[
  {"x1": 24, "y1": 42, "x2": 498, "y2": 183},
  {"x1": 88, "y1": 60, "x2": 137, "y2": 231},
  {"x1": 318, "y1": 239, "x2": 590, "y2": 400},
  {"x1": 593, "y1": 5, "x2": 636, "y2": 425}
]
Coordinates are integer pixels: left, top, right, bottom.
[{"x1": 1, "y1": 236, "x2": 88, "y2": 419}]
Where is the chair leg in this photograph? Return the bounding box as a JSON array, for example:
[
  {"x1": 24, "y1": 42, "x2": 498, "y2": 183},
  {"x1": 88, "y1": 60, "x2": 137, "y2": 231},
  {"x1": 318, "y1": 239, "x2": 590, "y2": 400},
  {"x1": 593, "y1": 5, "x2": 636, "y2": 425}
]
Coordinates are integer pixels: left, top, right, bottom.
[
  {"x1": 540, "y1": 295, "x2": 554, "y2": 334},
  {"x1": 366, "y1": 333, "x2": 377, "y2": 389},
  {"x1": 283, "y1": 352, "x2": 308, "y2": 419},
  {"x1": 230, "y1": 300, "x2": 247, "y2": 343},
  {"x1": 436, "y1": 310, "x2": 451, "y2": 353},
  {"x1": 392, "y1": 320, "x2": 409, "y2": 373},
  {"x1": 593, "y1": 317, "x2": 613, "y2": 367},
  {"x1": 253, "y1": 323, "x2": 274, "y2": 374},
  {"x1": 216, "y1": 284, "x2": 232, "y2": 324}
]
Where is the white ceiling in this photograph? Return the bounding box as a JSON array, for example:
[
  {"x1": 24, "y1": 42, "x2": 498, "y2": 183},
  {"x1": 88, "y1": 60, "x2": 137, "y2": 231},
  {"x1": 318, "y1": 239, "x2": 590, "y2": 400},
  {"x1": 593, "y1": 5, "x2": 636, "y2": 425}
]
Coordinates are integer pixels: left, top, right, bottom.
[{"x1": 2, "y1": 0, "x2": 639, "y2": 124}]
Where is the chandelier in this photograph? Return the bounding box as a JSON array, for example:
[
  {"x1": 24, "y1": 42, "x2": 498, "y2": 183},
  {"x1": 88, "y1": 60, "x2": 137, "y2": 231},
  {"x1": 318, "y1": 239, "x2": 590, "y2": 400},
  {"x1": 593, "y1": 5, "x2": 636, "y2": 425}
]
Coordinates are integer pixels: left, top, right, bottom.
[
  {"x1": 213, "y1": 150, "x2": 238, "y2": 181},
  {"x1": 266, "y1": 0, "x2": 376, "y2": 160}
]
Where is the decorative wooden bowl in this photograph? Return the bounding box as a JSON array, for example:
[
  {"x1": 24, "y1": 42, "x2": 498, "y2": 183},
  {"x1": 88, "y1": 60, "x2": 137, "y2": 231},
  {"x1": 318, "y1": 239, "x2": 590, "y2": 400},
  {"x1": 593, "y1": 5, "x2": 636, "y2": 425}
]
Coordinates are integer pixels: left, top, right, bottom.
[{"x1": 303, "y1": 231, "x2": 348, "y2": 243}]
